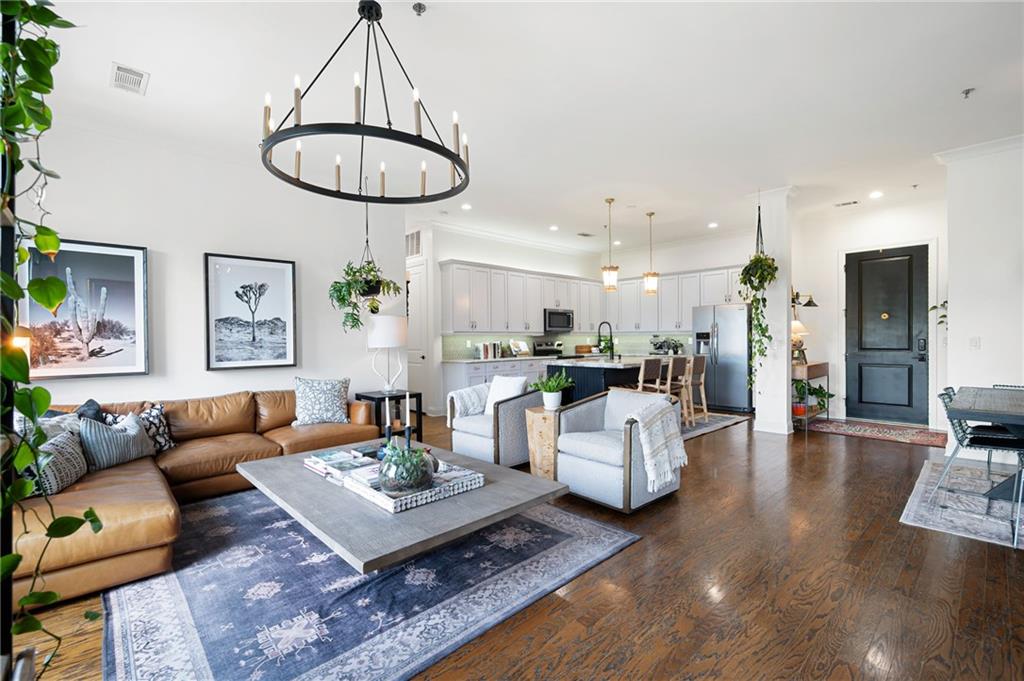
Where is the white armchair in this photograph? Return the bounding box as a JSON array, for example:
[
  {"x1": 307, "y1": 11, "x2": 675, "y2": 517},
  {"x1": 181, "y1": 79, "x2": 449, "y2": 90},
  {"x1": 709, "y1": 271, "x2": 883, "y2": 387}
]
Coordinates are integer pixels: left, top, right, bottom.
[
  {"x1": 556, "y1": 390, "x2": 682, "y2": 513},
  {"x1": 447, "y1": 379, "x2": 543, "y2": 466}
]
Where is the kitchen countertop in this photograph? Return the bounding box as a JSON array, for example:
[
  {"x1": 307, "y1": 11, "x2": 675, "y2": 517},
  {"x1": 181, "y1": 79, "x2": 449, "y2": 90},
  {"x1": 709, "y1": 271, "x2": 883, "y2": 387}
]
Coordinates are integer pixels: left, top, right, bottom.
[
  {"x1": 546, "y1": 354, "x2": 688, "y2": 370},
  {"x1": 441, "y1": 356, "x2": 552, "y2": 364}
]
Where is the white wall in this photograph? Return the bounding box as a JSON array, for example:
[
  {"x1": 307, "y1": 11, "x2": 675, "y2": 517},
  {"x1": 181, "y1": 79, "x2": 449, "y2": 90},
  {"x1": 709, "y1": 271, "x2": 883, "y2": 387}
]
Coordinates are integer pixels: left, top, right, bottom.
[
  {"x1": 24, "y1": 120, "x2": 406, "y2": 406},
  {"x1": 939, "y1": 136, "x2": 1024, "y2": 436},
  {"x1": 792, "y1": 195, "x2": 948, "y2": 427},
  {"x1": 592, "y1": 230, "x2": 752, "y2": 279},
  {"x1": 428, "y1": 224, "x2": 596, "y2": 278}
]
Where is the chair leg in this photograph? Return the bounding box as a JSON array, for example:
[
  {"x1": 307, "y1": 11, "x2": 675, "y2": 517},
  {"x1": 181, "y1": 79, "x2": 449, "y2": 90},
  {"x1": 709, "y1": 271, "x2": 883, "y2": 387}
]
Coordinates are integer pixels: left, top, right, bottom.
[
  {"x1": 1014, "y1": 458, "x2": 1024, "y2": 549},
  {"x1": 928, "y1": 443, "x2": 962, "y2": 504},
  {"x1": 699, "y1": 384, "x2": 709, "y2": 423}
]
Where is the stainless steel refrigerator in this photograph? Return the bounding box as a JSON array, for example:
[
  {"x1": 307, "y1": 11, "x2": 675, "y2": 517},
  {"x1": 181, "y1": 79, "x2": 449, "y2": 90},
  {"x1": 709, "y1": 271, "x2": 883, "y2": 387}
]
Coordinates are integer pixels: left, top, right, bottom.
[{"x1": 693, "y1": 304, "x2": 753, "y2": 412}]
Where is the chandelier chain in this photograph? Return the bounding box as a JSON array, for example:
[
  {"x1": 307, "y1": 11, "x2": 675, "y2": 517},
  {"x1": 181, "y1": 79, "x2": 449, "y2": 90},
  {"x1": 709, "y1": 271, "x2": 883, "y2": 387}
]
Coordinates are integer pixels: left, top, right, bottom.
[
  {"x1": 370, "y1": 23, "x2": 392, "y2": 129},
  {"x1": 376, "y1": 22, "x2": 464, "y2": 182},
  {"x1": 358, "y1": 22, "x2": 372, "y2": 196},
  {"x1": 273, "y1": 16, "x2": 363, "y2": 133}
]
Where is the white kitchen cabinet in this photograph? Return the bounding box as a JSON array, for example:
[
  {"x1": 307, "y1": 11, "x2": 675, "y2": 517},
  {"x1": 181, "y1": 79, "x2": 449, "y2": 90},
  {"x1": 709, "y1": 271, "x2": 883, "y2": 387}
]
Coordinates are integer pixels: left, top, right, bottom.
[
  {"x1": 489, "y1": 269, "x2": 508, "y2": 333},
  {"x1": 554, "y1": 279, "x2": 570, "y2": 309},
  {"x1": 449, "y1": 264, "x2": 472, "y2": 332},
  {"x1": 506, "y1": 271, "x2": 526, "y2": 333},
  {"x1": 658, "y1": 275, "x2": 680, "y2": 331},
  {"x1": 604, "y1": 286, "x2": 621, "y2": 331},
  {"x1": 639, "y1": 285, "x2": 659, "y2": 332},
  {"x1": 700, "y1": 269, "x2": 728, "y2": 306},
  {"x1": 727, "y1": 267, "x2": 745, "y2": 303},
  {"x1": 618, "y1": 280, "x2": 640, "y2": 331},
  {"x1": 565, "y1": 280, "x2": 581, "y2": 331},
  {"x1": 679, "y1": 273, "x2": 701, "y2": 330},
  {"x1": 443, "y1": 264, "x2": 490, "y2": 332},
  {"x1": 468, "y1": 267, "x2": 490, "y2": 331},
  {"x1": 525, "y1": 275, "x2": 543, "y2": 334},
  {"x1": 585, "y1": 282, "x2": 603, "y2": 331},
  {"x1": 541, "y1": 277, "x2": 556, "y2": 310}
]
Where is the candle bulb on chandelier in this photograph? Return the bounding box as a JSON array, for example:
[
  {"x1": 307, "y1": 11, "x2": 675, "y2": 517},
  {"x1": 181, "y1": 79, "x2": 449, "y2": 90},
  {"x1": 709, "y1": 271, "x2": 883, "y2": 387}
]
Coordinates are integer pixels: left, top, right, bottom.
[
  {"x1": 452, "y1": 111, "x2": 460, "y2": 154},
  {"x1": 420, "y1": 160, "x2": 427, "y2": 197},
  {"x1": 353, "y1": 72, "x2": 362, "y2": 123},
  {"x1": 379, "y1": 162, "x2": 386, "y2": 197},
  {"x1": 266, "y1": 117, "x2": 275, "y2": 161},
  {"x1": 293, "y1": 75, "x2": 302, "y2": 126},
  {"x1": 412, "y1": 88, "x2": 422, "y2": 136},
  {"x1": 335, "y1": 154, "x2": 341, "y2": 191},
  {"x1": 262, "y1": 92, "x2": 271, "y2": 139},
  {"x1": 461, "y1": 133, "x2": 469, "y2": 166},
  {"x1": 293, "y1": 140, "x2": 301, "y2": 178}
]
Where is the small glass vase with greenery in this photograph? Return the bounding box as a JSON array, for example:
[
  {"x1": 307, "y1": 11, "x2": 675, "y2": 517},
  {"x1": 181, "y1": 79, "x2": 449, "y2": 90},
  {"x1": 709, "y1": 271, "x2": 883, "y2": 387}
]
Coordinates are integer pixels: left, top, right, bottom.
[
  {"x1": 378, "y1": 442, "x2": 437, "y2": 498},
  {"x1": 530, "y1": 369, "x2": 575, "y2": 411}
]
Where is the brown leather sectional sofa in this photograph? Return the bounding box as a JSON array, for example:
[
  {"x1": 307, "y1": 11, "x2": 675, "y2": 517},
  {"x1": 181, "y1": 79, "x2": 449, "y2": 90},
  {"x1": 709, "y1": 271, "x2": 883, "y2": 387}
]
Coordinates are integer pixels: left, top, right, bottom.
[{"x1": 13, "y1": 389, "x2": 379, "y2": 605}]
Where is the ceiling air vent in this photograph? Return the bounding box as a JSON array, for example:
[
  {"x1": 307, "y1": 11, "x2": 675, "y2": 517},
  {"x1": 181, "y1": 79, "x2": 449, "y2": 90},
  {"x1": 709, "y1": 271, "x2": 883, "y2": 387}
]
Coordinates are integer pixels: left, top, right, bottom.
[
  {"x1": 576, "y1": 232, "x2": 595, "y2": 238},
  {"x1": 834, "y1": 200, "x2": 860, "y2": 208},
  {"x1": 109, "y1": 62, "x2": 150, "y2": 95}
]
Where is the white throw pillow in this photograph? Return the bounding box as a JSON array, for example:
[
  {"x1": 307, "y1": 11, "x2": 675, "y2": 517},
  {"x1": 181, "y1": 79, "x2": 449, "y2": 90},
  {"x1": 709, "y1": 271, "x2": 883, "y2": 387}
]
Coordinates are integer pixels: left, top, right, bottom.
[{"x1": 484, "y1": 375, "x2": 528, "y2": 415}]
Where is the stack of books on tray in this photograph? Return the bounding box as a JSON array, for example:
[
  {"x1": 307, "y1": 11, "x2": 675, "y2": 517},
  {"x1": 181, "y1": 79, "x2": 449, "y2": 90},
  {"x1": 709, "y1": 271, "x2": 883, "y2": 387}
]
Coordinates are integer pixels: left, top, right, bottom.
[
  {"x1": 343, "y1": 460, "x2": 485, "y2": 514},
  {"x1": 303, "y1": 448, "x2": 377, "y2": 486}
]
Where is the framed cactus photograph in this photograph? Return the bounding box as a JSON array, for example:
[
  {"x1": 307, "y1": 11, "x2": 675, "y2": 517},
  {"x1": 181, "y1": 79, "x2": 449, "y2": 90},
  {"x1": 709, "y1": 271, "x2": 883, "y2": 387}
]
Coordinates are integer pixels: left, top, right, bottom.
[{"x1": 18, "y1": 240, "x2": 149, "y2": 378}]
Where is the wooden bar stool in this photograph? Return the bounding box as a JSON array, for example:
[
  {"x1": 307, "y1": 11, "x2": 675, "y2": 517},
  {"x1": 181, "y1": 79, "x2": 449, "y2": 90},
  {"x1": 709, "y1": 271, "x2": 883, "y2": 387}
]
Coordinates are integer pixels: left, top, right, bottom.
[
  {"x1": 664, "y1": 356, "x2": 694, "y2": 426},
  {"x1": 689, "y1": 354, "x2": 709, "y2": 423},
  {"x1": 636, "y1": 358, "x2": 663, "y2": 393}
]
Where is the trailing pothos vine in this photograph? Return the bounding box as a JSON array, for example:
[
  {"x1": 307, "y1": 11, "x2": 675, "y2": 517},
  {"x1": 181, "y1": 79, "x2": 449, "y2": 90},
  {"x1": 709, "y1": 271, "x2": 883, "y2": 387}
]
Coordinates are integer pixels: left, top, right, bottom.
[
  {"x1": 2, "y1": 2, "x2": 101, "y2": 675},
  {"x1": 738, "y1": 205, "x2": 778, "y2": 387}
]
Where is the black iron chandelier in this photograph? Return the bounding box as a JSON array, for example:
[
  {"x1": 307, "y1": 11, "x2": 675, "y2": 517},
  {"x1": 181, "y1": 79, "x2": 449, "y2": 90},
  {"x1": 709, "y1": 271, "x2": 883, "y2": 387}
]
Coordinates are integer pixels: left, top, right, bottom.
[{"x1": 259, "y1": 0, "x2": 469, "y2": 204}]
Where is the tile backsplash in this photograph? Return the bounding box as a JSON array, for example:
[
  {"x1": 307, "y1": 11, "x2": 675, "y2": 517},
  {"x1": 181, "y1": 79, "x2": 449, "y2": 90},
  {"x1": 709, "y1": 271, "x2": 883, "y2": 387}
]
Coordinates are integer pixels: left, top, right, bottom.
[{"x1": 442, "y1": 332, "x2": 693, "y2": 360}]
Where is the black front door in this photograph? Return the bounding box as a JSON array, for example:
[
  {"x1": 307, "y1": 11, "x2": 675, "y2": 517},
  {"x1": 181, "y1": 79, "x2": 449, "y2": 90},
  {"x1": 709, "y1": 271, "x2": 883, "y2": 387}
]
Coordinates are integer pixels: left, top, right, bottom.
[{"x1": 845, "y1": 244, "x2": 929, "y2": 424}]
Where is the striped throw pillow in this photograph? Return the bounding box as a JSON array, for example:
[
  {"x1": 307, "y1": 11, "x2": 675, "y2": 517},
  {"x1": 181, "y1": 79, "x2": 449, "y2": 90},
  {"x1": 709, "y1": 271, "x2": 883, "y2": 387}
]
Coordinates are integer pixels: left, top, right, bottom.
[
  {"x1": 79, "y1": 413, "x2": 156, "y2": 472},
  {"x1": 26, "y1": 431, "x2": 88, "y2": 496}
]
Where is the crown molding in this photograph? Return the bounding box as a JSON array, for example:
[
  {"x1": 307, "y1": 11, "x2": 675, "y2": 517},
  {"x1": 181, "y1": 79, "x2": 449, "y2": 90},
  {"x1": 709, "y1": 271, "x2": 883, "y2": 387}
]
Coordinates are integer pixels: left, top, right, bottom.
[
  {"x1": 413, "y1": 219, "x2": 599, "y2": 256},
  {"x1": 934, "y1": 134, "x2": 1023, "y2": 165}
]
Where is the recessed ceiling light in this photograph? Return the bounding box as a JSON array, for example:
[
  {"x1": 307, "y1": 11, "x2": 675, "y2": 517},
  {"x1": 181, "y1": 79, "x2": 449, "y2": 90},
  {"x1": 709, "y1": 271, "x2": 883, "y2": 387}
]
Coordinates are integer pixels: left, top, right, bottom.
[
  {"x1": 869, "y1": 190, "x2": 884, "y2": 200},
  {"x1": 613, "y1": 240, "x2": 622, "y2": 246},
  {"x1": 460, "y1": 203, "x2": 472, "y2": 211},
  {"x1": 548, "y1": 225, "x2": 559, "y2": 231},
  {"x1": 707, "y1": 222, "x2": 718, "y2": 229}
]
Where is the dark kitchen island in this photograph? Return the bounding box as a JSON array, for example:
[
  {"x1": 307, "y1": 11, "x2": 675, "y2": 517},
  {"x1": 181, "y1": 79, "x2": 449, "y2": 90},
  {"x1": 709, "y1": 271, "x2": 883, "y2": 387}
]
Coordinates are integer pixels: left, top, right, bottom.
[{"x1": 546, "y1": 356, "x2": 672, "y2": 403}]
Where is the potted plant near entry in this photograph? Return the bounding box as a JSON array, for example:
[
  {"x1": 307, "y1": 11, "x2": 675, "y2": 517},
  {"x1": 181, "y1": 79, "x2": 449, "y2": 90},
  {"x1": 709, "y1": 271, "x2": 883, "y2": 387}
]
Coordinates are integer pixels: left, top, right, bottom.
[
  {"x1": 792, "y1": 379, "x2": 809, "y2": 416},
  {"x1": 808, "y1": 384, "x2": 835, "y2": 413},
  {"x1": 329, "y1": 260, "x2": 402, "y2": 332},
  {"x1": 531, "y1": 369, "x2": 575, "y2": 411}
]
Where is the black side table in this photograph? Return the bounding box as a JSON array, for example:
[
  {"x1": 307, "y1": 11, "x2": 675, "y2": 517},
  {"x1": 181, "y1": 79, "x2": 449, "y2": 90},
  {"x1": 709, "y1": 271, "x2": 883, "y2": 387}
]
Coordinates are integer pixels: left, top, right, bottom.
[{"x1": 354, "y1": 390, "x2": 423, "y2": 440}]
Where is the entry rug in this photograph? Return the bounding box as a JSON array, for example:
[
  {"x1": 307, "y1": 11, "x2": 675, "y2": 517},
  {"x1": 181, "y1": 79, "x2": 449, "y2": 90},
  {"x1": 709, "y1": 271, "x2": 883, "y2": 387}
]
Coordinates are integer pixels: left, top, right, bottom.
[
  {"x1": 900, "y1": 461, "x2": 1019, "y2": 548},
  {"x1": 808, "y1": 419, "x2": 947, "y2": 448},
  {"x1": 102, "y1": 490, "x2": 637, "y2": 680},
  {"x1": 681, "y1": 412, "x2": 749, "y2": 441}
]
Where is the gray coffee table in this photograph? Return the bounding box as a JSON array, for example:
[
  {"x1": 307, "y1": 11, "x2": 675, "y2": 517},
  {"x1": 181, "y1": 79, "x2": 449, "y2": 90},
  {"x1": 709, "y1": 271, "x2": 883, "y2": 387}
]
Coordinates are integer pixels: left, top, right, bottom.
[{"x1": 236, "y1": 440, "x2": 568, "y2": 573}]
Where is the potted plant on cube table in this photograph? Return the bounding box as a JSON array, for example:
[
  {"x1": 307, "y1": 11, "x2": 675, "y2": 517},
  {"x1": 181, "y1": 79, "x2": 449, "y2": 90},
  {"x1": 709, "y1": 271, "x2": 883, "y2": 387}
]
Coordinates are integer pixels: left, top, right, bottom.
[{"x1": 531, "y1": 369, "x2": 575, "y2": 411}]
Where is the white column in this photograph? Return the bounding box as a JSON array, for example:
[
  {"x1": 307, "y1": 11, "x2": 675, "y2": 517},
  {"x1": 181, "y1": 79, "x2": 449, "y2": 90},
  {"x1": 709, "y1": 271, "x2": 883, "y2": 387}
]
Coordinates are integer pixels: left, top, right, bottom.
[
  {"x1": 935, "y1": 135, "x2": 1023, "y2": 462},
  {"x1": 752, "y1": 186, "x2": 794, "y2": 435}
]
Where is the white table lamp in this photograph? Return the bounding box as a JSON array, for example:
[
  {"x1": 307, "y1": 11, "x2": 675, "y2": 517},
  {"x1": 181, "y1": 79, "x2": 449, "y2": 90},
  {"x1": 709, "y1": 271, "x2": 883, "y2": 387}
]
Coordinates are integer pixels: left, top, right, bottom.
[{"x1": 368, "y1": 315, "x2": 408, "y2": 393}]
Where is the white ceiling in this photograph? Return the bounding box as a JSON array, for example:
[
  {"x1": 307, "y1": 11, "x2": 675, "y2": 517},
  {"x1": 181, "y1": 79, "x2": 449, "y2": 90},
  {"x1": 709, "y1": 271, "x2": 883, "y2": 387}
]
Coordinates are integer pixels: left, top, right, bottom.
[{"x1": 54, "y1": 2, "x2": 1022, "y2": 251}]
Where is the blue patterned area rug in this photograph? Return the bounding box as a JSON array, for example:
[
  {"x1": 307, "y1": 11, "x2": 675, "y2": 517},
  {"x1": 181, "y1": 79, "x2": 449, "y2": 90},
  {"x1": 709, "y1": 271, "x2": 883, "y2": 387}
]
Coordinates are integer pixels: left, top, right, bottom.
[{"x1": 103, "y1": 489, "x2": 637, "y2": 680}]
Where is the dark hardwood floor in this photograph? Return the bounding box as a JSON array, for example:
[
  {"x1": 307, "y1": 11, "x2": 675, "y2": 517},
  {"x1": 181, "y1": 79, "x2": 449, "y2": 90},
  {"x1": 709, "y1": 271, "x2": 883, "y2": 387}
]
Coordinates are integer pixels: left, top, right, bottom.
[{"x1": 20, "y1": 417, "x2": 1024, "y2": 680}]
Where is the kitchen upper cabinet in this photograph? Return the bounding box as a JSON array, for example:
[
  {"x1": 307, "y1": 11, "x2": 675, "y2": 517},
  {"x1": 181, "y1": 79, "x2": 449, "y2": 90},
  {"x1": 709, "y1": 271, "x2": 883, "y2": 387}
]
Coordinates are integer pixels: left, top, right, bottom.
[
  {"x1": 489, "y1": 269, "x2": 508, "y2": 333},
  {"x1": 727, "y1": 267, "x2": 744, "y2": 303},
  {"x1": 639, "y1": 286, "x2": 659, "y2": 332},
  {"x1": 566, "y1": 280, "x2": 581, "y2": 330},
  {"x1": 468, "y1": 267, "x2": 490, "y2": 331},
  {"x1": 444, "y1": 264, "x2": 490, "y2": 332},
  {"x1": 448, "y1": 265, "x2": 472, "y2": 332},
  {"x1": 587, "y1": 282, "x2": 603, "y2": 331},
  {"x1": 554, "y1": 279, "x2": 570, "y2": 309},
  {"x1": 604, "y1": 286, "x2": 621, "y2": 331},
  {"x1": 541, "y1": 277, "x2": 556, "y2": 310},
  {"x1": 618, "y1": 280, "x2": 640, "y2": 331},
  {"x1": 700, "y1": 269, "x2": 728, "y2": 306},
  {"x1": 658, "y1": 275, "x2": 681, "y2": 331},
  {"x1": 506, "y1": 271, "x2": 526, "y2": 333},
  {"x1": 679, "y1": 273, "x2": 701, "y2": 330},
  {"x1": 525, "y1": 275, "x2": 543, "y2": 334}
]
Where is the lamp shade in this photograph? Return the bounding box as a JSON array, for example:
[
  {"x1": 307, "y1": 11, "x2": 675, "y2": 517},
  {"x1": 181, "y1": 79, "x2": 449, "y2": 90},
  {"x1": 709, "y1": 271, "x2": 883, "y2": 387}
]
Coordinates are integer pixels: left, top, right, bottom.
[
  {"x1": 367, "y1": 315, "x2": 408, "y2": 349},
  {"x1": 791, "y1": 319, "x2": 809, "y2": 337}
]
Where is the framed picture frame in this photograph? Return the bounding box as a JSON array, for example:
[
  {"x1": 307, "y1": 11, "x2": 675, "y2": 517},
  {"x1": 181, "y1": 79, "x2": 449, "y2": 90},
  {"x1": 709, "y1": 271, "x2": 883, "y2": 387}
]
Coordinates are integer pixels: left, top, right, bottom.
[
  {"x1": 204, "y1": 253, "x2": 297, "y2": 370},
  {"x1": 17, "y1": 239, "x2": 149, "y2": 379}
]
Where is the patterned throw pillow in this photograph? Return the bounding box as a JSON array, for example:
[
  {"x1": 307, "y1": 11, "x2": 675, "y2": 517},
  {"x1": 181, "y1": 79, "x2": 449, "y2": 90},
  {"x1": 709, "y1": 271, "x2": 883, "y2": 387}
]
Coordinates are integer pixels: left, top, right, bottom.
[
  {"x1": 25, "y1": 431, "x2": 88, "y2": 496},
  {"x1": 103, "y1": 403, "x2": 175, "y2": 452},
  {"x1": 293, "y1": 377, "x2": 350, "y2": 426},
  {"x1": 13, "y1": 411, "x2": 81, "y2": 439},
  {"x1": 79, "y1": 413, "x2": 156, "y2": 471}
]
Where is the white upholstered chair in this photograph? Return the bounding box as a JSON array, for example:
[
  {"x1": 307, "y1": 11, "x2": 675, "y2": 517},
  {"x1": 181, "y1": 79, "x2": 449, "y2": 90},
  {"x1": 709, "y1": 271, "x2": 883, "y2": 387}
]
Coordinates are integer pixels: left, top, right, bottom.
[
  {"x1": 447, "y1": 379, "x2": 542, "y2": 466},
  {"x1": 556, "y1": 390, "x2": 682, "y2": 513}
]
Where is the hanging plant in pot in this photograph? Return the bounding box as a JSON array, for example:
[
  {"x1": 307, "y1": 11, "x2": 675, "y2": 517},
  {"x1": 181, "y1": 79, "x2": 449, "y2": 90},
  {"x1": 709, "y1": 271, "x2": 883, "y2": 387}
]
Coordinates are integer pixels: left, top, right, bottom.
[
  {"x1": 328, "y1": 203, "x2": 401, "y2": 331},
  {"x1": 738, "y1": 204, "x2": 779, "y2": 386}
]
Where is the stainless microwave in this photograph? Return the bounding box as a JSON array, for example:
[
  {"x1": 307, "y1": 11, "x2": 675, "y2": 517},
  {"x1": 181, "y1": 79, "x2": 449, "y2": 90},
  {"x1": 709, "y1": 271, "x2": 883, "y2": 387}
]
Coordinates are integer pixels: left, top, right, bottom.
[{"x1": 543, "y1": 309, "x2": 574, "y2": 333}]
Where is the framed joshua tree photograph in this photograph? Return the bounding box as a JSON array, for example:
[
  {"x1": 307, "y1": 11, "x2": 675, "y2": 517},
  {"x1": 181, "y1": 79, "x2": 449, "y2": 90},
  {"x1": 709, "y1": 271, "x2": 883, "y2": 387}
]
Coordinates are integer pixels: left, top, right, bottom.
[
  {"x1": 204, "y1": 253, "x2": 297, "y2": 370},
  {"x1": 17, "y1": 239, "x2": 149, "y2": 379}
]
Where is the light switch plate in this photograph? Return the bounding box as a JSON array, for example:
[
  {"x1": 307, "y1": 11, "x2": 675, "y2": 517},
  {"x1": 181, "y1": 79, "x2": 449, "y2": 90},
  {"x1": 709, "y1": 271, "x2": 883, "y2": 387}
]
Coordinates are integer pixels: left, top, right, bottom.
[{"x1": 969, "y1": 336, "x2": 982, "y2": 350}]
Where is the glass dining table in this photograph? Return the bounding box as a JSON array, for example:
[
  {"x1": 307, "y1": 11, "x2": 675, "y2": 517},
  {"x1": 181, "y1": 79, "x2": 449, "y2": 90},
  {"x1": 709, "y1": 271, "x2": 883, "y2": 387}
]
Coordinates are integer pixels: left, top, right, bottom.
[{"x1": 948, "y1": 386, "x2": 1024, "y2": 500}]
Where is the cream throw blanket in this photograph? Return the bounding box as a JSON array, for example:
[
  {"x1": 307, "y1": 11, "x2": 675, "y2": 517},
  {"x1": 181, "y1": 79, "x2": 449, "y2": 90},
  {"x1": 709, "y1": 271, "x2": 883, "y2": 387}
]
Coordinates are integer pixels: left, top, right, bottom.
[
  {"x1": 627, "y1": 399, "x2": 688, "y2": 493},
  {"x1": 446, "y1": 383, "x2": 490, "y2": 427}
]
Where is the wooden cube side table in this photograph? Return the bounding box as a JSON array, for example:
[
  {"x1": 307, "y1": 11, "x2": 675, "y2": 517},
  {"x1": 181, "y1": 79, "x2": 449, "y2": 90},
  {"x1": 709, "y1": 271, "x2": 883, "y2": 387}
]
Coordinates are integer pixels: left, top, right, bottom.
[{"x1": 525, "y1": 406, "x2": 557, "y2": 480}]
